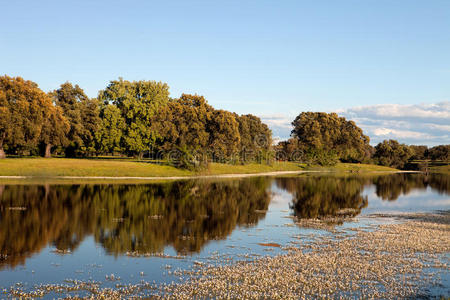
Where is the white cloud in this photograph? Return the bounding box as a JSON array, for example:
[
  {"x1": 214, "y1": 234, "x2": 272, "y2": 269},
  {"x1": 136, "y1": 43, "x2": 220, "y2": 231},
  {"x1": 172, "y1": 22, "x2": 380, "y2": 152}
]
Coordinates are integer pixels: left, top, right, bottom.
[
  {"x1": 259, "y1": 114, "x2": 294, "y2": 140},
  {"x1": 372, "y1": 128, "x2": 435, "y2": 140},
  {"x1": 346, "y1": 102, "x2": 450, "y2": 123},
  {"x1": 340, "y1": 101, "x2": 450, "y2": 146}
]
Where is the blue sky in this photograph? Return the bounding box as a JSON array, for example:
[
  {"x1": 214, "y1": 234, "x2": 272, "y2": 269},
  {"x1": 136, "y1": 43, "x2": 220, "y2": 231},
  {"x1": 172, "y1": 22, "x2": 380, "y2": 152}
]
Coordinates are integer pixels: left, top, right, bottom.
[{"x1": 1, "y1": 0, "x2": 449, "y2": 144}]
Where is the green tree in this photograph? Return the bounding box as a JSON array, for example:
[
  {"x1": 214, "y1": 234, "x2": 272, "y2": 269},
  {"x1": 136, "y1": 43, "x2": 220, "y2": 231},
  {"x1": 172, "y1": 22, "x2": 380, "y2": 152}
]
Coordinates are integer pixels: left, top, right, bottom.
[
  {"x1": 427, "y1": 145, "x2": 449, "y2": 161},
  {"x1": 291, "y1": 112, "x2": 371, "y2": 164},
  {"x1": 79, "y1": 98, "x2": 101, "y2": 155},
  {"x1": 98, "y1": 78, "x2": 170, "y2": 158},
  {"x1": 373, "y1": 139, "x2": 413, "y2": 169},
  {"x1": 409, "y1": 145, "x2": 428, "y2": 160},
  {"x1": 236, "y1": 114, "x2": 272, "y2": 163},
  {"x1": 52, "y1": 82, "x2": 100, "y2": 157},
  {"x1": 96, "y1": 103, "x2": 125, "y2": 154},
  {"x1": 208, "y1": 109, "x2": 240, "y2": 162}
]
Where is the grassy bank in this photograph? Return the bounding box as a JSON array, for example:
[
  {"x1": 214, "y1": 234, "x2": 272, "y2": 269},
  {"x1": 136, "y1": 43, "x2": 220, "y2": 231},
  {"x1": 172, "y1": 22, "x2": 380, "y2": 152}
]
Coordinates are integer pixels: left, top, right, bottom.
[
  {"x1": 0, "y1": 158, "x2": 399, "y2": 178},
  {"x1": 429, "y1": 164, "x2": 450, "y2": 174},
  {"x1": 303, "y1": 162, "x2": 398, "y2": 173}
]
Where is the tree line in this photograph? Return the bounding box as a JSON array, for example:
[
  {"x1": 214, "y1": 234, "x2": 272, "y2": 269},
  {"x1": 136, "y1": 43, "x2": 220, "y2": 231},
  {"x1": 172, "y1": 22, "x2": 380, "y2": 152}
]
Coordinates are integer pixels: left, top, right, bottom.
[
  {"x1": 0, "y1": 75, "x2": 448, "y2": 169},
  {"x1": 0, "y1": 76, "x2": 271, "y2": 168}
]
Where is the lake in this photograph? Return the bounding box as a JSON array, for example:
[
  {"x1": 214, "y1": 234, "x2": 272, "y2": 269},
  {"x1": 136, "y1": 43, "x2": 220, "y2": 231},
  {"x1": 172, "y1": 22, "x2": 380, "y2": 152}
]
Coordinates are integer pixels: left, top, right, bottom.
[{"x1": 0, "y1": 173, "x2": 449, "y2": 298}]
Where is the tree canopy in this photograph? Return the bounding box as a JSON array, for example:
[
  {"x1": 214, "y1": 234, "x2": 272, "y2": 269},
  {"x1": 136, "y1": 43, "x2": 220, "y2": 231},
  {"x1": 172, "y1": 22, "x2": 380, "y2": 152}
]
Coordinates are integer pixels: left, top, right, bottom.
[
  {"x1": 98, "y1": 78, "x2": 170, "y2": 157},
  {"x1": 290, "y1": 112, "x2": 371, "y2": 163},
  {"x1": 0, "y1": 76, "x2": 68, "y2": 157},
  {"x1": 373, "y1": 139, "x2": 414, "y2": 169}
]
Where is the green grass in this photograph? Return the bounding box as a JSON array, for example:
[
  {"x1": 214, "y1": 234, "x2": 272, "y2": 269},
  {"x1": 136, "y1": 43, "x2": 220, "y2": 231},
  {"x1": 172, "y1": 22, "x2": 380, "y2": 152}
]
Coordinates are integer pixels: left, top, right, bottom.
[
  {"x1": 0, "y1": 158, "x2": 193, "y2": 177},
  {"x1": 200, "y1": 162, "x2": 307, "y2": 175},
  {"x1": 301, "y1": 162, "x2": 398, "y2": 173},
  {"x1": 0, "y1": 158, "x2": 399, "y2": 179},
  {"x1": 429, "y1": 164, "x2": 450, "y2": 174}
]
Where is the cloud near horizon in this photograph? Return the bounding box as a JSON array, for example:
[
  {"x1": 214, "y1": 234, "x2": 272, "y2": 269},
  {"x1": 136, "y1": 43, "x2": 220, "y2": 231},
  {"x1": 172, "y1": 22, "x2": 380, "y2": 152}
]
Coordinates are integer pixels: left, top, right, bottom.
[{"x1": 260, "y1": 102, "x2": 450, "y2": 146}]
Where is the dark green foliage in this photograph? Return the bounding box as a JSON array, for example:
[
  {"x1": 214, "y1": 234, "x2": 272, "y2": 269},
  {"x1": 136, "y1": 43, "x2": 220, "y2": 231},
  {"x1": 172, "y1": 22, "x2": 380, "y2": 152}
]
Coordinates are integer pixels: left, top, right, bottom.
[
  {"x1": 304, "y1": 149, "x2": 339, "y2": 166},
  {"x1": 276, "y1": 176, "x2": 368, "y2": 221},
  {"x1": 235, "y1": 114, "x2": 272, "y2": 163},
  {"x1": 283, "y1": 112, "x2": 371, "y2": 165},
  {"x1": 52, "y1": 82, "x2": 101, "y2": 157},
  {"x1": 373, "y1": 140, "x2": 414, "y2": 169},
  {"x1": 409, "y1": 145, "x2": 428, "y2": 160},
  {"x1": 428, "y1": 145, "x2": 449, "y2": 161}
]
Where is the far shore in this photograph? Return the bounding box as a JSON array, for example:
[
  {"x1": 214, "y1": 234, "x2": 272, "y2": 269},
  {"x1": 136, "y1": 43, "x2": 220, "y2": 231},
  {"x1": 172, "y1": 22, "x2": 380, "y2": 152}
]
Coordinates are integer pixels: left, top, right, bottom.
[
  {"x1": 0, "y1": 157, "x2": 415, "y2": 181},
  {"x1": 0, "y1": 169, "x2": 421, "y2": 182}
]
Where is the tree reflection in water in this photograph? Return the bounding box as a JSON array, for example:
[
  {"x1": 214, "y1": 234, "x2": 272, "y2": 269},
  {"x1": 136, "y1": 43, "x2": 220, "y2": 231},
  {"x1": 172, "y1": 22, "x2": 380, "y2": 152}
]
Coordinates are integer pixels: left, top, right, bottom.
[
  {"x1": 277, "y1": 173, "x2": 449, "y2": 222},
  {"x1": 276, "y1": 176, "x2": 369, "y2": 223},
  {"x1": 0, "y1": 178, "x2": 271, "y2": 269},
  {"x1": 0, "y1": 173, "x2": 448, "y2": 269}
]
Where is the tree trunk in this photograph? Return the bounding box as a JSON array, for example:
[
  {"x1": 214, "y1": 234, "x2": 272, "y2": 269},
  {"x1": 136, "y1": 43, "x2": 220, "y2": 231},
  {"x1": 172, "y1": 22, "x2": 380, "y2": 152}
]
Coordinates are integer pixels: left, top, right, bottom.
[
  {"x1": 0, "y1": 139, "x2": 5, "y2": 159},
  {"x1": 44, "y1": 183, "x2": 50, "y2": 200},
  {"x1": 45, "y1": 144, "x2": 52, "y2": 158},
  {"x1": 138, "y1": 151, "x2": 144, "y2": 160}
]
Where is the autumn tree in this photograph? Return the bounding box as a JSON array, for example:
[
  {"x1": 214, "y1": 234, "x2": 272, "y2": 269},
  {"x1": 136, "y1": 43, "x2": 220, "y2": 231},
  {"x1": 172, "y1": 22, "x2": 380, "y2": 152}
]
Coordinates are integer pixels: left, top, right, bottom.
[
  {"x1": 40, "y1": 105, "x2": 70, "y2": 157},
  {"x1": 98, "y1": 78, "x2": 169, "y2": 158},
  {"x1": 373, "y1": 139, "x2": 413, "y2": 169},
  {"x1": 0, "y1": 76, "x2": 57, "y2": 156},
  {"x1": 0, "y1": 87, "x2": 11, "y2": 158},
  {"x1": 290, "y1": 112, "x2": 371, "y2": 164},
  {"x1": 152, "y1": 94, "x2": 211, "y2": 152}
]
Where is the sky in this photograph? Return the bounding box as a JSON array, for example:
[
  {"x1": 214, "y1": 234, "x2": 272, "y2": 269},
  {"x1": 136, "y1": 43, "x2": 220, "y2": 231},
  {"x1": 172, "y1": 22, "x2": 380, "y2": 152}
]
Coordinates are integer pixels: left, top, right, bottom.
[{"x1": 1, "y1": 0, "x2": 449, "y2": 145}]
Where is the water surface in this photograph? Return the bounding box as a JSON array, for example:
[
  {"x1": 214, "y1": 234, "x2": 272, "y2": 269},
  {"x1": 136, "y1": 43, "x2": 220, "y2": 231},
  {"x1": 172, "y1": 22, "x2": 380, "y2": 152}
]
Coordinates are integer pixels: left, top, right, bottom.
[{"x1": 0, "y1": 173, "x2": 448, "y2": 297}]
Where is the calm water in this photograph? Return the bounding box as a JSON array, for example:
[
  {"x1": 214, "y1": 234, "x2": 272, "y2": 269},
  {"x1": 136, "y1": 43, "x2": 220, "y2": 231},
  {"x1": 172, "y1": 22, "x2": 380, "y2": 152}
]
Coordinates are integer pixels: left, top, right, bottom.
[{"x1": 0, "y1": 173, "x2": 449, "y2": 297}]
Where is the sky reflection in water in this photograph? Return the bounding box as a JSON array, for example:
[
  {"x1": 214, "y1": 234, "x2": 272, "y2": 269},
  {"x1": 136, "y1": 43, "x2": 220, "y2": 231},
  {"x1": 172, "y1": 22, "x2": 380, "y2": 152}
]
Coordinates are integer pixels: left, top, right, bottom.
[{"x1": 0, "y1": 173, "x2": 448, "y2": 292}]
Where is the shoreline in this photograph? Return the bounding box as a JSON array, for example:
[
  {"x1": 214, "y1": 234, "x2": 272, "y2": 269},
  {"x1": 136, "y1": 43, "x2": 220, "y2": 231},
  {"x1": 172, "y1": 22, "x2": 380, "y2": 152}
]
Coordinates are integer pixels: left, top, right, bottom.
[{"x1": 0, "y1": 170, "x2": 421, "y2": 181}]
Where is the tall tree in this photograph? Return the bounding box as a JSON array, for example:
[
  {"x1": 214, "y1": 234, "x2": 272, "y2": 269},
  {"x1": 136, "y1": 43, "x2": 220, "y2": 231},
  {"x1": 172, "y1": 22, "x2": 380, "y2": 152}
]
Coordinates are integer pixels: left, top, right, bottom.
[
  {"x1": 40, "y1": 105, "x2": 70, "y2": 157},
  {"x1": 79, "y1": 98, "x2": 101, "y2": 155},
  {"x1": 52, "y1": 83, "x2": 85, "y2": 147},
  {"x1": 291, "y1": 112, "x2": 371, "y2": 163},
  {"x1": 96, "y1": 103, "x2": 125, "y2": 154},
  {"x1": 428, "y1": 145, "x2": 449, "y2": 161},
  {"x1": 236, "y1": 114, "x2": 272, "y2": 162},
  {"x1": 98, "y1": 78, "x2": 170, "y2": 158},
  {"x1": 152, "y1": 94, "x2": 211, "y2": 152},
  {"x1": 0, "y1": 76, "x2": 54, "y2": 156},
  {"x1": 208, "y1": 109, "x2": 240, "y2": 161},
  {"x1": 0, "y1": 88, "x2": 11, "y2": 158},
  {"x1": 52, "y1": 82, "x2": 100, "y2": 157},
  {"x1": 373, "y1": 139, "x2": 413, "y2": 169},
  {"x1": 409, "y1": 145, "x2": 428, "y2": 160}
]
